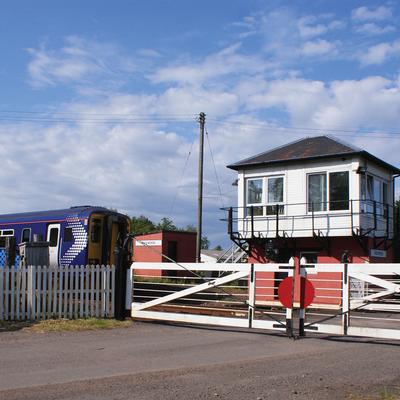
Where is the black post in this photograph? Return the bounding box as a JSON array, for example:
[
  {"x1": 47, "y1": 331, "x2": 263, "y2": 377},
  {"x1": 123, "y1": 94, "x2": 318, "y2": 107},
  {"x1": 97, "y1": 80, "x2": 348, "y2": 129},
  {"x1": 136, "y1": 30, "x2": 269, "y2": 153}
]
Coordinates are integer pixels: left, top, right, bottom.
[
  {"x1": 114, "y1": 242, "x2": 130, "y2": 320},
  {"x1": 311, "y1": 202, "x2": 315, "y2": 234},
  {"x1": 228, "y1": 207, "x2": 233, "y2": 237},
  {"x1": 250, "y1": 205, "x2": 254, "y2": 238},
  {"x1": 373, "y1": 201, "x2": 377, "y2": 230},
  {"x1": 275, "y1": 204, "x2": 279, "y2": 238},
  {"x1": 386, "y1": 204, "x2": 389, "y2": 237},
  {"x1": 341, "y1": 251, "x2": 350, "y2": 336},
  {"x1": 350, "y1": 200, "x2": 354, "y2": 232}
]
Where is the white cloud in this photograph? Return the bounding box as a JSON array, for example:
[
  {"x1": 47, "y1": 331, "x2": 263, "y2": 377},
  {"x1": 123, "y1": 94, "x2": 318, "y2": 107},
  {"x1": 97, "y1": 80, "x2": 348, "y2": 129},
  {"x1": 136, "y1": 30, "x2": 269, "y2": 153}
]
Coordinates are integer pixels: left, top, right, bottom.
[
  {"x1": 352, "y1": 6, "x2": 392, "y2": 21},
  {"x1": 27, "y1": 36, "x2": 136, "y2": 89},
  {"x1": 150, "y1": 43, "x2": 268, "y2": 85},
  {"x1": 298, "y1": 16, "x2": 328, "y2": 38},
  {"x1": 355, "y1": 22, "x2": 396, "y2": 35},
  {"x1": 300, "y1": 39, "x2": 338, "y2": 57},
  {"x1": 297, "y1": 16, "x2": 345, "y2": 39},
  {"x1": 358, "y1": 40, "x2": 400, "y2": 65}
]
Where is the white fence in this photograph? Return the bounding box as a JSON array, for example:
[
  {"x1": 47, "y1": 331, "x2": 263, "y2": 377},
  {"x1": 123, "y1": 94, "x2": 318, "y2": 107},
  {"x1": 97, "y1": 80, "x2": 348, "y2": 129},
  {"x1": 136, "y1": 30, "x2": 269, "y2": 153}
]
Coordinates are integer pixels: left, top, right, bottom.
[{"x1": 0, "y1": 265, "x2": 115, "y2": 321}]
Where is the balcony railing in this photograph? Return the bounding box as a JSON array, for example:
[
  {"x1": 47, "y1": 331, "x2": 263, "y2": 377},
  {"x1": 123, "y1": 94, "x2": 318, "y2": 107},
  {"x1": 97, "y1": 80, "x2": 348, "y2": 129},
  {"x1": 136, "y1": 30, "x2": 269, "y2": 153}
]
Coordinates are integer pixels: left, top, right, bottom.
[{"x1": 222, "y1": 200, "x2": 397, "y2": 240}]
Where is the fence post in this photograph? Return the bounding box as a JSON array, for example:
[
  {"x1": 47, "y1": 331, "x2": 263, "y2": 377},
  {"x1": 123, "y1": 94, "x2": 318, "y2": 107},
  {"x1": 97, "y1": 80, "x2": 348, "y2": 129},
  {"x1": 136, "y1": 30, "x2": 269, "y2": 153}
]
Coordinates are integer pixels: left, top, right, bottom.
[
  {"x1": 299, "y1": 257, "x2": 307, "y2": 337},
  {"x1": 248, "y1": 264, "x2": 255, "y2": 328},
  {"x1": 285, "y1": 257, "x2": 295, "y2": 337},
  {"x1": 27, "y1": 266, "x2": 36, "y2": 320},
  {"x1": 125, "y1": 266, "x2": 133, "y2": 312},
  {"x1": 341, "y1": 252, "x2": 350, "y2": 336}
]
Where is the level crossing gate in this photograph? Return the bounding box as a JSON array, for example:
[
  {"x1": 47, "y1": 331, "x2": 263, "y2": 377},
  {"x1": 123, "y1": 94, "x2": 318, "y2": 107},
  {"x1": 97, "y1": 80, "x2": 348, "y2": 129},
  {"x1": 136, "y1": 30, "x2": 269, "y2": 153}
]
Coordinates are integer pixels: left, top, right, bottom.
[
  {"x1": 127, "y1": 259, "x2": 400, "y2": 341},
  {"x1": 127, "y1": 260, "x2": 296, "y2": 335},
  {"x1": 301, "y1": 260, "x2": 400, "y2": 341}
]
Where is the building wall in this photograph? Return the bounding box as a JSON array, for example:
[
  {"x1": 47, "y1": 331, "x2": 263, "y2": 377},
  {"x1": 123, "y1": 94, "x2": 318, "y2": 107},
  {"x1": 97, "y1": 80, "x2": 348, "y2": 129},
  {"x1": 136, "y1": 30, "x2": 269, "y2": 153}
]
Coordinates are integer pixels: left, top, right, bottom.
[
  {"x1": 132, "y1": 231, "x2": 196, "y2": 277},
  {"x1": 235, "y1": 155, "x2": 394, "y2": 239}
]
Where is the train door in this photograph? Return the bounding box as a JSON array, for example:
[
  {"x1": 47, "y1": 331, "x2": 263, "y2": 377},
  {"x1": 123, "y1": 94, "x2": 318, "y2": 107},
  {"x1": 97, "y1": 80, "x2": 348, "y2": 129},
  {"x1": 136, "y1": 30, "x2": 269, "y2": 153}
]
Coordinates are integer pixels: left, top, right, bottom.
[
  {"x1": 47, "y1": 223, "x2": 60, "y2": 266},
  {"x1": 88, "y1": 215, "x2": 104, "y2": 265},
  {"x1": 108, "y1": 221, "x2": 119, "y2": 265}
]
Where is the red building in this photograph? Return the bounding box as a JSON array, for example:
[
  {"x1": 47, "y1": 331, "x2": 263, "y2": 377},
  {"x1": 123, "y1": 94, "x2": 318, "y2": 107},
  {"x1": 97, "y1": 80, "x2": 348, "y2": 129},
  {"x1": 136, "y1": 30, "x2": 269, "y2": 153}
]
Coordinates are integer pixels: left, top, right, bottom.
[{"x1": 132, "y1": 230, "x2": 196, "y2": 277}]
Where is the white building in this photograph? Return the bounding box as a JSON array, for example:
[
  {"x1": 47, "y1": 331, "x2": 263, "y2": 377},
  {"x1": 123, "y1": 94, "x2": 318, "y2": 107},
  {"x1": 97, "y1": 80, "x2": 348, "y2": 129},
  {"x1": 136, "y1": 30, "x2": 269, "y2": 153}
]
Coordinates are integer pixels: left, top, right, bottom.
[{"x1": 225, "y1": 136, "x2": 399, "y2": 263}]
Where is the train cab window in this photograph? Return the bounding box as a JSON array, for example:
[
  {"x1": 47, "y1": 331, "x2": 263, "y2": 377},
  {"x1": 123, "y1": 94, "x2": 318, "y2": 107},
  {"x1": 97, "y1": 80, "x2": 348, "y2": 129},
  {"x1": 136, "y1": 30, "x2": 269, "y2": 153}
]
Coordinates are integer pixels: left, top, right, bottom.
[
  {"x1": 91, "y1": 219, "x2": 102, "y2": 243},
  {"x1": 49, "y1": 228, "x2": 59, "y2": 247},
  {"x1": 64, "y1": 227, "x2": 73, "y2": 242},
  {"x1": 21, "y1": 228, "x2": 31, "y2": 243},
  {"x1": 0, "y1": 229, "x2": 14, "y2": 237}
]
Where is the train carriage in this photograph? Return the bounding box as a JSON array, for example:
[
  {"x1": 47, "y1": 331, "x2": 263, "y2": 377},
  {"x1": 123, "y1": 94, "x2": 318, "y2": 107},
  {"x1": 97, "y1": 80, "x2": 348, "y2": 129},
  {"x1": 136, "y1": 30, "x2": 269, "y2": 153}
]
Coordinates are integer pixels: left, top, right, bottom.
[{"x1": 0, "y1": 206, "x2": 130, "y2": 266}]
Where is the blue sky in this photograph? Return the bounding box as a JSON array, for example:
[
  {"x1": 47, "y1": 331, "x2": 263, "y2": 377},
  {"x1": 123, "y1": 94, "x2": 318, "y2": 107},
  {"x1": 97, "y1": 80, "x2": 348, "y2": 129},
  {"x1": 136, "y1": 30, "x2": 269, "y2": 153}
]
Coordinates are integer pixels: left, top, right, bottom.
[{"x1": 1, "y1": 1, "x2": 400, "y2": 246}]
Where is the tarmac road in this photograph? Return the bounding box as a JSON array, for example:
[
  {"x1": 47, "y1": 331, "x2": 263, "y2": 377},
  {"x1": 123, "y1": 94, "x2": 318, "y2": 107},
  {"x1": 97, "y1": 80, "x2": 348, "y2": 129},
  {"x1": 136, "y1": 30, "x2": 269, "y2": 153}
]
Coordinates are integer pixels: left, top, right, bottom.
[{"x1": 0, "y1": 321, "x2": 400, "y2": 399}]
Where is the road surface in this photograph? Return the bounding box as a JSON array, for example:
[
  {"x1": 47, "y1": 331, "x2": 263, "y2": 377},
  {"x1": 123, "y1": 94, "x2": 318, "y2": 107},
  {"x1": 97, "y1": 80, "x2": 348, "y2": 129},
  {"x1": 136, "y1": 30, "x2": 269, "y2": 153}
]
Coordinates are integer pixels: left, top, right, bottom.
[{"x1": 0, "y1": 321, "x2": 399, "y2": 399}]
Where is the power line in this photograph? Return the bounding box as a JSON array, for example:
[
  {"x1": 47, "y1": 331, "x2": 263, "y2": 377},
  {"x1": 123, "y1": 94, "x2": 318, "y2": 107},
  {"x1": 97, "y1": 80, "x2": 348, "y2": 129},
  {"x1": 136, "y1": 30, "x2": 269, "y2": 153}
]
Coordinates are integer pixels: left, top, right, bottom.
[
  {"x1": 206, "y1": 117, "x2": 400, "y2": 137},
  {"x1": 169, "y1": 140, "x2": 195, "y2": 214},
  {"x1": 0, "y1": 109, "x2": 400, "y2": 138},
  {"x1": 205, "y1": 129, "x2": 225, "y2": 209}
]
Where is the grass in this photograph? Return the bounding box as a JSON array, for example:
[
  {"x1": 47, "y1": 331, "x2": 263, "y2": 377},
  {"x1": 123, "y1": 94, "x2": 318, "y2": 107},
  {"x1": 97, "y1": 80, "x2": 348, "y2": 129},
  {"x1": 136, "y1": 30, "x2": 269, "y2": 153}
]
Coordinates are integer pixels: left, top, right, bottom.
[
  {"x1": 0, "y1": 318, "x2": 132, "y2": 333},
  {"x1": 347, "y1": 386, "x2": 400, "y2": 399}
]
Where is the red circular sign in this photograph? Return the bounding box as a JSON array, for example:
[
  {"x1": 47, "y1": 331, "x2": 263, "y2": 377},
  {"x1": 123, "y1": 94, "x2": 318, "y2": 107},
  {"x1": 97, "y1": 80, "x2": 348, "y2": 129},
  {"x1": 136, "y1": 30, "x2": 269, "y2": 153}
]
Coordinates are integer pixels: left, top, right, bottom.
[{"x1": 278, "y1": 277, "x2": 315, "y2": 309}]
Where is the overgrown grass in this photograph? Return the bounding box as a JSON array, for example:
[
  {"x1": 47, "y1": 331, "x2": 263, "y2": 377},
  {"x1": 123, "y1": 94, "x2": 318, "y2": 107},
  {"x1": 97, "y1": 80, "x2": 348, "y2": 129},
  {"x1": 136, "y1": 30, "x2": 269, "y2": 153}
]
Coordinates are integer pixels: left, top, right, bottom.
[{"x1": 0, "y1": 318, "x2": 132, "y2": 333}]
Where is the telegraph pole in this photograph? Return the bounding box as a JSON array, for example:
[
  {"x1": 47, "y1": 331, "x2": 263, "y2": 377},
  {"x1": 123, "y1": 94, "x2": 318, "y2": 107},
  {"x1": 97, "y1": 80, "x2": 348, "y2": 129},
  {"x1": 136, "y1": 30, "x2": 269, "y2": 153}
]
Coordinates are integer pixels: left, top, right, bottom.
[{"x1": 196, "y1": 112, "x2": 206, "y2": 263}]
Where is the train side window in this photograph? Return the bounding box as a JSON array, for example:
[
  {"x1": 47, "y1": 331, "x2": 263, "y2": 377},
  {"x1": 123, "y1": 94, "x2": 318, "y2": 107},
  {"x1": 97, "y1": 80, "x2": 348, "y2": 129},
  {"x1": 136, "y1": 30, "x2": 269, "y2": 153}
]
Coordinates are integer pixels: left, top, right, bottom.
[
  {"x1": 64, "y1": 227, "x2": 73, "y2": 242},
  {"x1": 49, "y1": 228, "x2": 59, "y2": 247},
  {"x1": 0, "y1": 229, "x2": 14, "y2": 237},
  {"x1": 91, "y1": 219, "x2": 102, "y2": 243},
  {"x1": 21, "y1": 228, "x2": 31, "y2": 243}
]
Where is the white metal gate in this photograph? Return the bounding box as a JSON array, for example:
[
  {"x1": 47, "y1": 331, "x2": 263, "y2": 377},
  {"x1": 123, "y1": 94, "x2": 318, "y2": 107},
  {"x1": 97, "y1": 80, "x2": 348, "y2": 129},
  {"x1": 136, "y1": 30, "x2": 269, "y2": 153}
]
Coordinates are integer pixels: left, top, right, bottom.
[
  {"x1": 127, "y1": 260, "x2": 296, "y2": 335},
  {"x1": 127, "y1": 260, "x2": 400, "y2": 341},
  {"x1": 302, "y1": 260, "x2": 400, "y2": 341}
]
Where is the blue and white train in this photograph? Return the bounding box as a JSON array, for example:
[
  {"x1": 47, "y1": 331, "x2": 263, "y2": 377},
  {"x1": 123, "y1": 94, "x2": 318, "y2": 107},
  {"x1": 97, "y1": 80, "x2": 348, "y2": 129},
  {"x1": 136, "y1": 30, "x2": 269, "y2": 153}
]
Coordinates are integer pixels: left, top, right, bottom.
[{"x1": 0, "y1": 206, "x2": 130, "y2": 266}]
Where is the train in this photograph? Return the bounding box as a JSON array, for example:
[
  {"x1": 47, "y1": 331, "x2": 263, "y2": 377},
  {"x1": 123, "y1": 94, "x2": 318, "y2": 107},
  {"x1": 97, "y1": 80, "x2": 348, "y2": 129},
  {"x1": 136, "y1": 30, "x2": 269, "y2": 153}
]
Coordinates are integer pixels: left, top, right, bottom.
[{"x1": 0, "y1": 206, "x2": 131, "y2": 266}]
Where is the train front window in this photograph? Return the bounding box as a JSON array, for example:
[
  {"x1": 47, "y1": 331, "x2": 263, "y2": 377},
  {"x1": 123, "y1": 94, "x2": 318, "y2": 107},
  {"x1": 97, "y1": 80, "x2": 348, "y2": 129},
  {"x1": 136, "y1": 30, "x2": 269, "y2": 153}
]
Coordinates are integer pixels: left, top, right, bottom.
[{"x1": 91, "y1": 219, "x2": 102, "y2": 243}]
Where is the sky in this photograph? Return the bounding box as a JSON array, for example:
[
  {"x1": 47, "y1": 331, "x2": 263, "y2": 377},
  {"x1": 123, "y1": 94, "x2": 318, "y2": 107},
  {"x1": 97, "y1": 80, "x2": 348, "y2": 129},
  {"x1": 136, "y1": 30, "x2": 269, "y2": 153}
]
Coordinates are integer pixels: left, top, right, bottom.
[{"x1": 1, "y1": 0, "x2": 400, "y2": 247}]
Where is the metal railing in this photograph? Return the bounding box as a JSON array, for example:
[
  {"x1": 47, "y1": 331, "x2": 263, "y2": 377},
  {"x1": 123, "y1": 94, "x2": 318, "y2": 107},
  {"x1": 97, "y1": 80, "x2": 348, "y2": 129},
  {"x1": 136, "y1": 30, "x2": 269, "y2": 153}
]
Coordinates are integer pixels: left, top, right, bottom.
[{"x1": 222, "y1": 199, "x2": 397, "y2": 239}]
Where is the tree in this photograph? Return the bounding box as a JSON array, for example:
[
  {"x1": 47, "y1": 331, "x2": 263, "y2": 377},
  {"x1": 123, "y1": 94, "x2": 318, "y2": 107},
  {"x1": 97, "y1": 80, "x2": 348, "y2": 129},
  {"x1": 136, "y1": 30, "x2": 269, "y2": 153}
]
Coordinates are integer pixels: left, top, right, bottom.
[
  {"x1": 213, "y1": 245, "x2": 223, "y2": 251},
  {"x1": 157, "y1": 217, "x2": 178, "y2": 231},
  {"x1": 201, "y1": 236, "x2": 210, "y2": 250},
  {"x1": 130, "y1": 215, "x2": 156, "y2": 234}
]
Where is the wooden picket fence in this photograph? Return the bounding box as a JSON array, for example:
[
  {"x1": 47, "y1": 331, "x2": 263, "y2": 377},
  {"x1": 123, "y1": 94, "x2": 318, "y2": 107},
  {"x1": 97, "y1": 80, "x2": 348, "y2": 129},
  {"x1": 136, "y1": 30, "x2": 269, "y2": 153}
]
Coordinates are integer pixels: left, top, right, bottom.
[{"x1": 0, "y1": 265, "x2": 115, "y2": 321}]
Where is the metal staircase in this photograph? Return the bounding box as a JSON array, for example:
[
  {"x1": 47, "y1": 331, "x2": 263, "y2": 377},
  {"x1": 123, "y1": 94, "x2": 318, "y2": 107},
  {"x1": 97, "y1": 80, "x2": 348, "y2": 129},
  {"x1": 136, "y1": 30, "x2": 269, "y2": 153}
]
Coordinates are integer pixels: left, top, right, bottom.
[{"x1": 217, "y1": 243, "x2": 248, "y2": 263}]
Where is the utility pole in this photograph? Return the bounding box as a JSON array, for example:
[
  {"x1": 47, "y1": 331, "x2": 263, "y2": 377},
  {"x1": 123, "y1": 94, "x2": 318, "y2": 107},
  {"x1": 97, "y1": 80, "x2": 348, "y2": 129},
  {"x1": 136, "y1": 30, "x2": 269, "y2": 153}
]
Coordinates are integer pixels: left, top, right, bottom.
[{"x1": 196, "y1": 112, "x2": 206, "y2": 263}]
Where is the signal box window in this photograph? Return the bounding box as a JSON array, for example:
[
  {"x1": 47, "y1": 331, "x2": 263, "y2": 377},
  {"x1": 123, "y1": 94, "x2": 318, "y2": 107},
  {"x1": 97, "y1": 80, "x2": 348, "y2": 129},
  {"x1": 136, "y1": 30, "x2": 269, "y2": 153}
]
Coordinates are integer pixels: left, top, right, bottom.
[
  {"x1": 246, "y1": 179, "x2": 263, "y2": 216},
  {"x1": 329, "y1": 172, "x2": 349, "y2": 211},
  {"x1": 64, "y1": 227, "x2": 73, "y2": 242},
  {"x1": 308, "y1": 171, "x2": 349, "y2": 212}
]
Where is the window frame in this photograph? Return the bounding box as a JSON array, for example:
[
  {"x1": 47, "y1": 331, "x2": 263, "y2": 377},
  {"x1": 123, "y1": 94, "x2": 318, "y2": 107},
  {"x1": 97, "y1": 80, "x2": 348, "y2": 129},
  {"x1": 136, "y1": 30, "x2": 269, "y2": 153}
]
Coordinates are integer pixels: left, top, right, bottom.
[
  {"x1": 307, "y1": 170, "x2": 350, "y2": 214},
  {"x1": 21, "y1": 228, "x2": 31, "y2": 243},
  {"x1": 361, "y1": 173, "x2": 390, "y2": 217},
  {"x1": 245, "y1": 175, "x2": 285, "y2": 217},
  {"x1": 0, "y1": 229, "x2": 15, "y2": 237}
]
